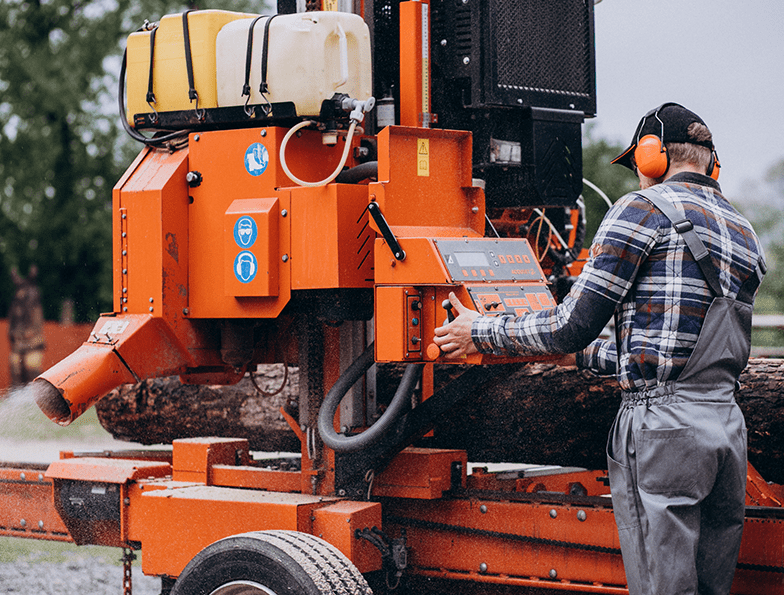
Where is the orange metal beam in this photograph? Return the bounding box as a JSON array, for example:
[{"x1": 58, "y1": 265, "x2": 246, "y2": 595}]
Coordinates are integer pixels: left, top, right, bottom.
[
  {"x1": 0, "y1": 466, "x2": 71, "y2": 542},
  {"x1": 399, "y1": 1, "x2": 431, "y2": 127}
]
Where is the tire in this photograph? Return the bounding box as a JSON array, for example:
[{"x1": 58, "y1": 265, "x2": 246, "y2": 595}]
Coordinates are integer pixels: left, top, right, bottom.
[{"x1": 171, "y1": 530, "x2": 373, "y2": 595}]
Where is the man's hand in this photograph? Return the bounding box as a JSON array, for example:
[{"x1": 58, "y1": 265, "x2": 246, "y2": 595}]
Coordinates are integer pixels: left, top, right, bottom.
[{"x1": 432, "y1": 292, "x2": 480, "y2": 358}]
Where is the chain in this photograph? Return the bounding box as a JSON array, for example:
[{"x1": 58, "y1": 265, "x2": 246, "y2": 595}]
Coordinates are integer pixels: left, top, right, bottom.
[{"x1": 122, "y1": 548, "x2": 137, "y2": 595}]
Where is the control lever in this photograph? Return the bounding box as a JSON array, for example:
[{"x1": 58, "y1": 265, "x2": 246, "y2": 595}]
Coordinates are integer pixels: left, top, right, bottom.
[
  {"x1": 426, "y1": 298, "x2": 457, "y2": 360},
  {"x1": 442, "y1": 299, "x2": 456, "y2": 323},
  {"x1": 368, "y1": 202, "x2": 406, "y2": 261}
]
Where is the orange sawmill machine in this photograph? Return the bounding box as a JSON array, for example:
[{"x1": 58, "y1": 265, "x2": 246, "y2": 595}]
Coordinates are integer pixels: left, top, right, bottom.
[{"x1": 2, "y1": 1, "x2": 783, "y2": 594}]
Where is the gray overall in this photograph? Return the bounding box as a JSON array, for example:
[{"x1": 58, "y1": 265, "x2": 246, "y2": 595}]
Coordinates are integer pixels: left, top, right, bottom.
[{"x1": 606, "y1": 188, "x2": 765, "y2": 595}]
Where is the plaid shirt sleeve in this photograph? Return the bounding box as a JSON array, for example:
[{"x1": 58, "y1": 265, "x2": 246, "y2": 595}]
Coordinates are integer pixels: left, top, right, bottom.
[{"x1": 471, "y1": 194, "x2": 662, "y2": 361}]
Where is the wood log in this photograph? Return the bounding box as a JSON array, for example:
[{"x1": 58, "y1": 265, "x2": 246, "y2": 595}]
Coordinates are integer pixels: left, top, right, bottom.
[{"x1": 95, "y1": 359, "x2": 784, "y2": 484}]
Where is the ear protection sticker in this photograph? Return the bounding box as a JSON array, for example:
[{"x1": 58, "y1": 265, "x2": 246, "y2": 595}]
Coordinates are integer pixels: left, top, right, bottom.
[{"x1": 234, "y1": 251, "x2": 258, "y2": 283}]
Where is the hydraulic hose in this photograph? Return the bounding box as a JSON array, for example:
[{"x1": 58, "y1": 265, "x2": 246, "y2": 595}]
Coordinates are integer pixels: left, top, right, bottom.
[
  {"x1": 280, "y1": 119, "x2": 358, "y2": 187},
  {"x1": 318, "y1": 342, "x2": 424, "y2": 453}
]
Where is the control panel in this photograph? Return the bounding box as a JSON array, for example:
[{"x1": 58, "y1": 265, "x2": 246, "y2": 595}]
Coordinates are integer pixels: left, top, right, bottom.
[
  {"x1": 466, "y1": 284, "x2": 555, "y2": 317},
  {"x1": 433, "y1": 238, "x2": 545, "y2": 283}
]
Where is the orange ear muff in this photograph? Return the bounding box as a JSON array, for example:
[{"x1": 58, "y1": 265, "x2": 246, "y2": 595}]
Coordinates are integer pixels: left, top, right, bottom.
[
  {"x1": 634, "y1": 134, "x2": 670, "y2": 178},
  {"x1": 707, "y1": 150, "x2": 721, "y2": 181}
]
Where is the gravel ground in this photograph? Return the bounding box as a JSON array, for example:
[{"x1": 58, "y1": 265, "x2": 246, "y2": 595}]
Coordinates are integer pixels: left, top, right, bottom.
[{"x1": 0, "y1": 554, "x2": 163, "y2": 595}]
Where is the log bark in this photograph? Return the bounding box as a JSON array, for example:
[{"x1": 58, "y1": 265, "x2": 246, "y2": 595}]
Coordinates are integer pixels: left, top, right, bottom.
[{"x1": 95, "y1": 359, "x2": 784, "y2": 484}]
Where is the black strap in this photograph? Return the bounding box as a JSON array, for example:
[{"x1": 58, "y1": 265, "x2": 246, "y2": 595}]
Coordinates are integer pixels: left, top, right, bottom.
[
  {"x1": 635, "y1": 187, "x2": 725, "y2": 298},
  {"x1": 259, "y1": 14, "x2": 281, "y2": 94},
  {"x1": 736, "y1": 259, "x2": 766, "y2": 305},
  {"x1": 242, "y1": 16, "x2": 266, "y2": 98},
  {"x1": 146, "y1": 26, "x2": 158, "y2": 104},
  {"x1": 181, "y1": 10, "x2": 198, "y2": 103}
]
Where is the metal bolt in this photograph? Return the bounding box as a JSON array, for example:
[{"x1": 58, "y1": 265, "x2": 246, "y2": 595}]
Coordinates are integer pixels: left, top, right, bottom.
[
  {"x1": 20, "y1": 519, "x2": 26, "y2": 528},
  {"x1": 149, "y1": 297, "x2": 154, "y2": 303},
  {"x1": 577, "y1": 510, "x2": 587, "y2": 522},
  {"x1": 122, "y1": 298, "x2": 127, "y2": 303},
  {"x1": 123, "y1": 269, "x2": 127, "y2": 274},
  {"x1": 338, "y1": 489, "x2": 346, "y2": 496},
  {"x1": 123, "y1": 288, "x2": 127, "y2": 293},
  {"x1": 549, "y1": 509, "x2": 557, "y2": 519},
  {"x1": 549, "y1": 569, "x2": 557, "y2": 579},
  {"x1": 261, "y1": 129, "x2": 267, "y2": 137},
  {"x1": 20, "y1": 473, "x2": 25, "y2": 481},
  {"x1": 38, "y1": 520, "x2": 44, "y2": 529},
  {"x1": 124, "y1": 498, "x2": 131, "y2": 506},
  {"x1": 149, "y1": 307, "x2": 154, "y2": 312},
  {"x1": 122, "y1": 250, "x2": 127, "y2": 256},
  {"x1": 123, "y1": 307, "x2": 128, "y2": 312},
  {"x1": 194, "y1": 134, "x2": 200, "y2": 142},
  {"x1": 38, "y1": 474, "x2": 43, "y2": 482},
  {"x1": 463, "y1": 56, "x2": 470, "y2": 65},
  {"x1": 471, "y1": 206, "x2": 479, "y2": 213},
  {"x1": 182, "y1": 308, "x2": 189, "y2": 316},
  {"x1": 281, "y1": 209, "x2": 288, "y2": 217},
  {"x1": 480, "y1": 504, "x2": 488, "y2": 514},
  {"x1": 479, "y1": 562, "x2": 487, "y2": 573},
  {"x1": 122, "y1": 232, "x2": 127, "y2": 238},
  {"x1": 441, "y1": 39, "x2": 447, "y2": 46},
  {"x1": 122, "y1": 213, "x2": 127, "y2": 219},
  {"x1": 282, "y1": 254, "x2": 289, "y2": 262}
]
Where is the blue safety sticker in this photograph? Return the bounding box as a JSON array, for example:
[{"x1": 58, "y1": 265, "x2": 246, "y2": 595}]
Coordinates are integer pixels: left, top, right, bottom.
[
  {"x1": 244, "y1": 143, "x2": 269, "y2": 177},
  {"x1": 234, "y1": 250, "x2": 258, "y2": 283},
  {"x1": 233, "y1": 216, "x2": 258, "y2": 248}
]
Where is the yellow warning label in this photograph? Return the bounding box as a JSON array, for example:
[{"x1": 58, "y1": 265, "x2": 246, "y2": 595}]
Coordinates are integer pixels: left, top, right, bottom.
[
  {"x1": 417, "y1": 138, "x2": 430, "y2": 177},
  {"x1": 323, "y1": 0, "x2": 338, "y2": 10}
]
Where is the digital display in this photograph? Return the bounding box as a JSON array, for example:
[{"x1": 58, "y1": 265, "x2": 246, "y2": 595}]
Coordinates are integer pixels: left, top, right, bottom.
[{"x1": 454, "y1": 252, "x2": 491, "y2": 267}]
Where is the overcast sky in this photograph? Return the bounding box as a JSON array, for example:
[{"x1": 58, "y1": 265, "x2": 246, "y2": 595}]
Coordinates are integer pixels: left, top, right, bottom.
[{"x1": 589, "y1": 0, "x2": 784, "y2": 201}]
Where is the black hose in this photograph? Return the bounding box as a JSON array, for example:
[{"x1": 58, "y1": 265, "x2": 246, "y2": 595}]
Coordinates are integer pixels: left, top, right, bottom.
[
  {"x1": 334, "y1": 161, "x2": 378, "y2": 184},
  {"x1": 318, "y1": 342, "x2": 423, "y2": 453}
]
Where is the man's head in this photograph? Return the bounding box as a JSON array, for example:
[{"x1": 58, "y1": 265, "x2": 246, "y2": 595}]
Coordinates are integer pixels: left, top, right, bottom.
[{"x1": 612, "y1": 103, "x2": 718, "y2": 186}]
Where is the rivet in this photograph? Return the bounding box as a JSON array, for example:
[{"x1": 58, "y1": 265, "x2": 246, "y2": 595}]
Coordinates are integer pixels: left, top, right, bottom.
[
  {"x1": 577, "y1": 510, "x2": 587, "y2": 522},
  {"x1": 261, "y1": 129, "x2": 267, "y2": 137},
  {"x1": 472, "y1": 206, "x2": 479, "y2": 213},
  {"x1": 122, "y1": 250, "x2": 127, "y2": 256},
  {"x1": 122, "y1": 269, "x2": 127, "y2": 275},
  {"x1": 194, "y1": 134, "x2": 200, "y2": 142},
  {"x1": 122, "y1": 232, "x2": 127, "y2": 238},
  {"x1": 20, "y1": 473, "x2": 26, "y2": 481},
  {"x1": 479, "y1": 562, "x2": 487, "y2": 573},
  {"x1": 123, "y1": 307, "x2": 128, "y2": 312},
  {"x1": 338, "y1": 489, "x2": 346, "y2": 496},
  {"x1": 149, "y1": 297, "x2": 154, "y2": 303},
  {"x1": 440, "y1": 39, "x2": 447, "y2": 46},
  {"x1": 549, "y1": 569, "x2": 557, "y2": 579},
  {"x1": 122, "y1": 213, "x2": 127, "y2": 219},
  {"x1": 480, "y1": 504, "x2": 487, "y2": 514},
  {"x1": 463, "y1": 56, "x2": 470, "y2": 65},
  {"x1": 281, "y1": 209, "x2": 288, "y2": 217},
  {"x1": 183, "y1": 308, "x2": 189, "y2": 316},
  {"x1": 123, "y1": 288, "x2": 127, "y2": 293},
  {"x1": 38, "y1": 474, "x2": 43, "y2": 482},
  {"x1": 38, "y1": 520, "x2": 44, "y2": 529},
  {"x1": 124, "y1": 498, "x2": 131, "y2": 506},
  {"x1": 20, "y1": 519, "x2": 26, "y2": 528},
  {"x1": 549, "y1": 509, "x2": 557, "y2": 519},
  {"x1": 149, "y1": 307, "x2": 154, "y2": 312},
  {"x1": 282, "y1": 254, "x2": 289, "y2": 262}
]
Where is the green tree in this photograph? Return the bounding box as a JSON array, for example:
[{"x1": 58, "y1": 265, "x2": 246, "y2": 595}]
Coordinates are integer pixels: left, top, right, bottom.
[
  {"x1": 581, "y1": 124, "x2": 639, "y2": 244},
  {"x1": 0, "y1": 0, "x2": 266, "y2": 322}
]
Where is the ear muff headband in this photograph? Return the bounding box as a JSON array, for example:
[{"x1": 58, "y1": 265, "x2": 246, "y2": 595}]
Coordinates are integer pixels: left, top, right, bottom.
[
  {"x1": 708, "y1": 150, "x2": 721, "y2": 181},
  {"x1": 634, "y1": 104, "x2": 670, "y2": 179}
]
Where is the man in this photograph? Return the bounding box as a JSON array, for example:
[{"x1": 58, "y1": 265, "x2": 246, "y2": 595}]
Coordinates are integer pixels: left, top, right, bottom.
[{"x1": 433, "y1": 103, "x2": 766, "y2": 595}]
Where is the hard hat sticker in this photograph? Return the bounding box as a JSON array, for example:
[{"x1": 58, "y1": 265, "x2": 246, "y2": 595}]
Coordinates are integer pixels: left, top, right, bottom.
[
  {"x1": 234, "y1": 216, "x2": 258, "y2": 248},
  {"x1": 244, "y1": 143, "x2": 269, "y2": 177},
  {"x1": 234, "y1": 251, "x2": 258, "y2": 283}
]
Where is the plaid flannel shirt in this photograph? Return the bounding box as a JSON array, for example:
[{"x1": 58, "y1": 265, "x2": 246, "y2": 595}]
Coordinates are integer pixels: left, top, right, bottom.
[{"x1": 472, "y1": 172, "x2": 765, "y2": 392}]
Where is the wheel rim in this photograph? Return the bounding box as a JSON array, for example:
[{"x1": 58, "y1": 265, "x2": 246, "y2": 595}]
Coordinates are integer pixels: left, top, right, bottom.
[{"x1": 209, "y1": 580, "x2": 279, "y2": 595}]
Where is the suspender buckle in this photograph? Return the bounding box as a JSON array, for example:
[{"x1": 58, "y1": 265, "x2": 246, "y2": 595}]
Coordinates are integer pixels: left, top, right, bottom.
[{"x1": 673, "y1": 219, "x2": 694, "y2": 233}]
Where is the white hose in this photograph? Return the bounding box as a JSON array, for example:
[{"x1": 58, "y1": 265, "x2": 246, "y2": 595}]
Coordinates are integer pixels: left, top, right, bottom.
[
  {"x1": 279, "y1": 119, "x2": 358, "y2": 187},
  {"x1": 582, "y1": 177, "x2": 614, "y2": 209}
]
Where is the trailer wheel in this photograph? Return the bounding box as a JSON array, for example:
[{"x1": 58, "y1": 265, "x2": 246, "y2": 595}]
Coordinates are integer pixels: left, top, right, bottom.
[{"x1": 171, "y1": 530, "x2": 373, "y2": 595}]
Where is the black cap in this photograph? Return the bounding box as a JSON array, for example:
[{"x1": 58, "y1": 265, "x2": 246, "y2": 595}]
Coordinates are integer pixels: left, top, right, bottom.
[{"x1": 611, "y1": 103, "x2": 714, "y2": 170}]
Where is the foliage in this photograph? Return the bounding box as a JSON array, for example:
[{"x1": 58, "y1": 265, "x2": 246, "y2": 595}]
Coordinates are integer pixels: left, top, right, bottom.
[
  {"x1": 740, "y1": 158, "x2": 784, "y2": 314},
  {"x1": 0, "y1": 0, "x2": 267, "y2": 322},
  {"x1": 580, "y1": 123, "x2": 639, "y2": 244}
]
